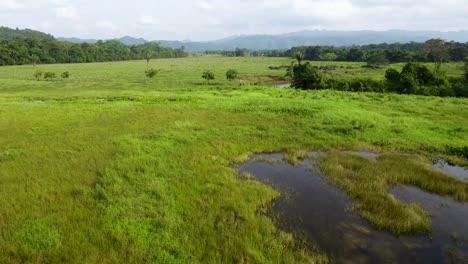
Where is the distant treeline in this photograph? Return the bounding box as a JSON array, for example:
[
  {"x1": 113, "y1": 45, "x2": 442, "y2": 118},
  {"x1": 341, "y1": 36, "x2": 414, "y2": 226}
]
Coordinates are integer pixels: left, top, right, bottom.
[
  {"x1": 0, "y1": 38, "x2": 188, "y2": 66},
  {"x1": 208, "y1": 42, "x2": 468, "y2": 63}
]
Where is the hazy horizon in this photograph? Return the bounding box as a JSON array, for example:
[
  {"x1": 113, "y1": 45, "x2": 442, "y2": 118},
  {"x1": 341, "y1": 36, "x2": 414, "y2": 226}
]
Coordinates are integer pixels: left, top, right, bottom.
[{"x1": 1, "y1": 0, "x2": 468, "y2": 41}]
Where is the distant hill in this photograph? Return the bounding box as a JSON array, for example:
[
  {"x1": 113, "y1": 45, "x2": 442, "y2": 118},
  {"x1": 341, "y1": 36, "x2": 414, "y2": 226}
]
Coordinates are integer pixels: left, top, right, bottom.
[
  {"x1": 57, "y1": 37, "x2": 97, "y2": 44},
  {"x1": 157, "y1": 30, "x2": 468, "y2": 51},
  {"x1": 57, "y1": 36, "x2": 147, "y2": 45},
  {"x1": 0, "y1": 26, "x2": 54, "y2": 41}
]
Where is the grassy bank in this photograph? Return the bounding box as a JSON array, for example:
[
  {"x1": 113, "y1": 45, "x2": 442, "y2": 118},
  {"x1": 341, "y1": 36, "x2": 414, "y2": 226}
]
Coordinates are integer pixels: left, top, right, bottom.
[
  {"x1": 320, "y1": 153, "x2": 468, "y2": 235},
  {"x1": 0, "y1": 57, "x2": 467, "y2": 263}
]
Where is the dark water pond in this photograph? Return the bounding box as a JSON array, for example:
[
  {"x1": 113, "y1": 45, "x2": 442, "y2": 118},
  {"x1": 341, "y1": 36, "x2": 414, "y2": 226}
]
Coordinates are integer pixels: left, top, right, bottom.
[
  {"x1": 236, "y1": 153, "x2": 468, "y2": 264},
  {"x1": 432, "y1": 159, "x2": 468, "y2": 181}
]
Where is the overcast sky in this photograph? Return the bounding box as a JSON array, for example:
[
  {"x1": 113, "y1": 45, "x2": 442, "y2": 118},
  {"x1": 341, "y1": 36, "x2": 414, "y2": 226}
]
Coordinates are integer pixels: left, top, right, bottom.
[{"x1": 1, "y1": 0, "x2": 468, "y2": 41}]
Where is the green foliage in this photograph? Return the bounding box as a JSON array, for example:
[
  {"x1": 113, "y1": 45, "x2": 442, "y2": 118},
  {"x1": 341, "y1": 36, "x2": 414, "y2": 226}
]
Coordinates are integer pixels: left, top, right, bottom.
[
  {"x1": 61, "y1": 71, "x2": 70, "y2": 79},
  {"x1": 319, "y1": 52, "x2": 337, "y2": 61},
  {"x1": 33, "y1": 70, "x2": 43, "y2": 80},
  {"x1": 261, "y1": 42, "x2": 468, "y2": 64},
  {"x1": 43, "y1": 72, "x2": 56, "y2": 80},
  {"x1": 290, "y1": 62, "x2": 327, "y2": 90},
  {"x1": 144, "y1": 68, "x2": 159, "y2": 78},
  {"x1": 382, "y1": 63, "x2": 467, "y2": 96},
  {"x1": 0, "y1": 29, "x2": 188, "y2": 66},
  {"x1": 295, "y1": 51, "x2": 304, "y2": 65},
  {"x1": 30, "y1": 54, "x2": 40, "y2": 66},
  {"x1": 425, "y1": 39, "x2": 449, "y2": 74},
  {"x1": 366, "y1": 50, "x2": 389, "y2": 67},
  {"x1": 202, "y1": 70, "x2": 215, "y2": 82},
  {"x1": 225, "y1": 69, "x2": 238, "y2": 81},
  {"x1": 464, "y1": 60, "x2": 468, "y2": 81},
  {"x1": 15, "y1": 218, "x2": 62, "y2": 252},
  {"x1": 0, "y1": 26, "x2": 54, "y2": 41}
]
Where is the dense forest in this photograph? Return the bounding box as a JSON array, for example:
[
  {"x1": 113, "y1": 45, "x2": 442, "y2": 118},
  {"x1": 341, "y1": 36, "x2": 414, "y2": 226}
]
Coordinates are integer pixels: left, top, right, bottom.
[
  {"x1": 211, "y1": 41, "x2": 468, "y2": 64},
  {"x1": 0, "y1": 27, "x2": 187, "y2": 66}
]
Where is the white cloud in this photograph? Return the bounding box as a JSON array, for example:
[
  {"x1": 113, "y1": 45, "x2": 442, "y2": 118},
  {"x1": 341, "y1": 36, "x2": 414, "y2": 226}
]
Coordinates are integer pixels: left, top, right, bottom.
[
  {"x1": 96, "y1": 20, "x2": 118, "y2": 31},
  {"x1": 0, "y1": 0, "x2": 467, "y2": 40},
  {"x1": 0, "y1": 0, "x2": 26, "y2": 10},
  {"x1": 138, "y1": 15, "x2": 158, "y2": 25},
  {"x1": 55, "y1": 5, "x2": 79, "y2": 19},
  {"x1": 292, "y1": 0, "x2": 355, "y2": 18}
]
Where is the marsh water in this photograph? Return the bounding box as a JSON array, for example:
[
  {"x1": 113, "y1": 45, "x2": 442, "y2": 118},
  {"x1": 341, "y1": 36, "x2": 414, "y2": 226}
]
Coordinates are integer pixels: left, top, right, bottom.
[
  {"x1": 432, "y1": 159, "x2": 468, "y2": 181},
  {"x1": 236, "y1": 153, "x2": 468, "y2": 264},
  {"x1": 274, "y1": 83, "x2": 291, "y2": 88}
]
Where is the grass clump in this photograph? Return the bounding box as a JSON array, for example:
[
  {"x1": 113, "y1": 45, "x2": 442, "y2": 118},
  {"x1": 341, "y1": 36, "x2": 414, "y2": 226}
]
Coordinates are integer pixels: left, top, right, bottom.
[
  {"x1": 16, "y1": 218, "x2": 62, "y2": 252},
  {"x1": 320, "y1": 152, "x2": 468, "y2": 235}
]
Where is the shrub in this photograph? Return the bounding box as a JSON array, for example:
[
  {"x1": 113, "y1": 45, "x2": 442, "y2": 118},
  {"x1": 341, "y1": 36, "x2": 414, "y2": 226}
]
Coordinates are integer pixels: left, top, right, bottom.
[
  {"x1": 290, "y1": 62, "x2": 327, "y2": 90},
  {"x1": 385, "y1": 68, "x2": 401, "y2": 92},
  {"x1": 225, "y1": 69, "x2": 238, "y2": 81},
  {"x1": 145, "y1": 68, "x2": 159, "y2": 78},
  {"x1": 202, "y1": 71, "x2": 215, "y2": 82},
  {"x1": 61, "y1": 71, "x2": 70, "y2": 79},
  {"x1": 43, "y1": 72, "x2": 56, "y2": 80},
  {"x1": 33, "y1": 70, "x2": 43, "y2": 81}
]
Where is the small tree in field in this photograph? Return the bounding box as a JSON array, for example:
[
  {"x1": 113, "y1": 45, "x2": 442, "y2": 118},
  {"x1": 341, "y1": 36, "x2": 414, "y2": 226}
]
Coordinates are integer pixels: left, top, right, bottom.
[
  {"x1": 30, "y1": 55, "x2": 40, "y2": 67},
  {"x1": 146, "y1": 53, "x2": 152, "y2": 66},
  {"x1": 226, "y1": 69, "x2": 238, "y2": 82},
  {"x1": 145, "y1": 68, "x2": 159, "y2": 79},
  {"x1": 33, "y1": 70, "x2": 43, "y2": 80},
  {"x1": 202, "y1": 71, "x2": 215, "y2": 83}
]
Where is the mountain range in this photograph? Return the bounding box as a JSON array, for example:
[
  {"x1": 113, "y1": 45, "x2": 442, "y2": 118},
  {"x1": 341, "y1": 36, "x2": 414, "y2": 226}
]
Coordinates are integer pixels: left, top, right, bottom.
[
  {"x1": 57, "y1": 36, "x2": 147, "y2": 46},
  {"x1": 2, "y1": 26, "x2": 467, "y2": 51},
  {"x1": 158, "y1": 30, "x2": 468, "y2": 51},
  {"x1": 59, "y1": 30, "x2": 468, "y2": 51}
]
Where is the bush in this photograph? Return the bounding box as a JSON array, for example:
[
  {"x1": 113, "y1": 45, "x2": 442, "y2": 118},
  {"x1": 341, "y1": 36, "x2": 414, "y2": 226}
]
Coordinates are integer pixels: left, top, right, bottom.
[
  {"x1": 290, "y1": 62, "x2": 327, "y2": 90},
  {"x1": 61, "y1": 71, "x2": 70, "y2": 79},
  {"x1": 43, "y1": 72, "x2": 56, "y2": 80},
  {"x1": 202, "y1": 71, "x2": 215, "y2": 82},
  {"x1": 145, "y1": 68, "x2": 159, "y2": 78},
  {"x1": 225, "y1": 69, "x2": 238, "y2": 81},
  {"x1": 33, "y1": 70, "x2": 43, "y2": 81}
]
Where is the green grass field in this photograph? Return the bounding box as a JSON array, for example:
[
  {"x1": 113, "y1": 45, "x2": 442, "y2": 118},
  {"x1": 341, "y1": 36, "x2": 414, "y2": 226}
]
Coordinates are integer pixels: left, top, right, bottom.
[{"x1": 0, "y1": 57, "x2": 467, "y2": 263}]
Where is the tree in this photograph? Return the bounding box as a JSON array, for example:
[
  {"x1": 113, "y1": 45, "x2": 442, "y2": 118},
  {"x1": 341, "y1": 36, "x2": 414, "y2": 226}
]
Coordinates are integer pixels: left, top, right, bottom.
[
  {"x1": 145, "y1": 68, "x2": 159, "y2": 78},
  {"x1": 319, "y1": 52, "x2": 337, "y2": 61},
  {"x1": 289, "y1": 62, "x2": 327, "y2": 90},
  {"x1": 146, "y1": 53, "x2": 152, "y2": 65},
  {"x1": 202, "y1": 71, "x2": 215, "y2": 83},
  {"x1": 225, "y1": 69, "x2": 238, "y2": 82},
  {"x1": 346, "y1": 48, "x2": 364, "y2": 62},
  {"x1": 295, "y1": 51, "x2": 304, "y2": 65},
  {"x1": 304, "y1": 46, "x2": 321, "y2": 60},
  {"x1": 366, "y1": 51, "x2": 389, "y2": 68},
  {"x1": 235, "y1": 48, "x2": 249, "y2": 57},
  {"x1": 425, "y1": 39, "x2": 448, "y2": 74},
  {"x1": 30, "y1": 54, "x2": 40, "y2": 67}
]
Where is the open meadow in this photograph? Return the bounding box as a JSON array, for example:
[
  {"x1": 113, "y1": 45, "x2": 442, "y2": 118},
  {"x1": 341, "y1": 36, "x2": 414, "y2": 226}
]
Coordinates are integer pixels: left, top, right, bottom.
[{"x1": 0, "y1": 57, "x2": 467, "y2": 263}]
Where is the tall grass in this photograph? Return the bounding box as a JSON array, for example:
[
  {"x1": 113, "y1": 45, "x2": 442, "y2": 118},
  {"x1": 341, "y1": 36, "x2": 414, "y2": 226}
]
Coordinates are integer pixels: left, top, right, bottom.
[{"x1": 320, "y1": 153, "x2": 468, "y2": 235}]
